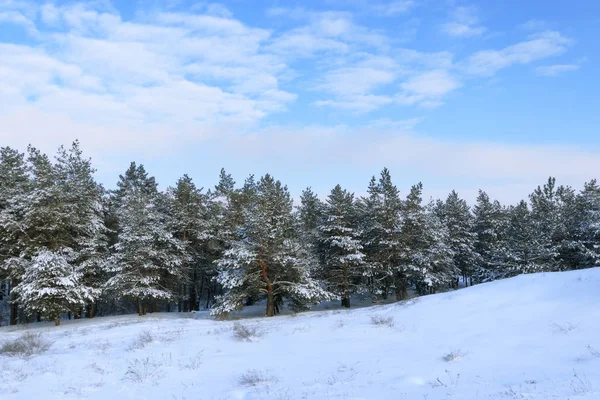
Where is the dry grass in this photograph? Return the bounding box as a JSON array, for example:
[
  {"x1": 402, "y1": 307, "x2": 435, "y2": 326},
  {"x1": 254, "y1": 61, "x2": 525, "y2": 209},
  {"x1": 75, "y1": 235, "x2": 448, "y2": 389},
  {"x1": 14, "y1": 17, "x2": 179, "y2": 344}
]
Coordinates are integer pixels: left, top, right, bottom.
[
  {"x1": 239, "y1": 369, "x2": 272, "y2": 387},
  {"x1": 370, "y1": 315, "x2": 395, "y2": 328},
  {"x1": 127, "y1": 329, "x2": 153, "y2": 351},
  {"x1": 232, "y1": 322, "x2": 263, "y2": 342},
  {"x1": 0, "y1": 332, "x2": 53, "y2": 357},
  {"x1": 123, "y1": 357, "x2": 166, "y2": 383},
  {"x1": 442, "y1": 349, "x2": 466, "y2": 362}
]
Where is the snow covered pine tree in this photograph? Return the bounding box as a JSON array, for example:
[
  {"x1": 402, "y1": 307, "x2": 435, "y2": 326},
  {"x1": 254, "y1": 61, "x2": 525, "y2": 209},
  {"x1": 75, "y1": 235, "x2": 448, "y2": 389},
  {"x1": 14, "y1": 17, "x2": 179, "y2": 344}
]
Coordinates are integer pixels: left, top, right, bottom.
[{"x1": 213, "y1": 175, "x2": 329, "y2": 317}]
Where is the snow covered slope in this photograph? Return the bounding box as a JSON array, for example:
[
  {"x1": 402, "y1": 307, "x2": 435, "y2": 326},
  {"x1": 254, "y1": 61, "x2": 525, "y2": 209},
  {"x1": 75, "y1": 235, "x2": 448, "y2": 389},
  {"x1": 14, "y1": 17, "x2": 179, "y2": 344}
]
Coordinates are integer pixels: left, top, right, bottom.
[{"x1": 1, "y1": 268, "x2": 599, "y2": 400}]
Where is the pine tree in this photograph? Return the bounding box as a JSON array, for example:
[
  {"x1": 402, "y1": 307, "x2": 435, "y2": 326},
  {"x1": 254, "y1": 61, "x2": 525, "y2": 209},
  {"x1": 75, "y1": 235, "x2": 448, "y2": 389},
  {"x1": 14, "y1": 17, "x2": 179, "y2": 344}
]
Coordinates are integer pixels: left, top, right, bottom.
[
  {"x1": 399, "y1": 184, "x2": 454, "y2": 295},
  {"x1": 575, "y1": 180, "x2": 600, "y2": 268},
  {"x1": 528, "y1": 177, "x2": 561, "y2": 272},
  {"x1": 554, "y1": 185, "x2": 589, "y2": 271},
  {"x1": 472, "y1": 190, "x2": 506, "y2": 282},
  {"x1": 106, "y1": 163, "x2": 186, "y2": 315},
  {"x1": 214, "y1": 175, "x2": 328, "y2": 317},
  {"x1": 297, "y1": 187, "x2": 324, "y2": 246},
  {"x1": 443, "y1": 191, "x2": 480, "y2": 287},
  {"x1": 359, "y1": 176, "x2": 386, "y2": 296},
  {"x1": 422, "y1": 200, "x2": 456, "y2": 291},
  {"x1": 168, "y1": 174, "x2": 210, "y2": 311},
  {"x1": 53, "y1": 141, "x2": 108, "y2": 318},
  {"x1": 359, "y1": 169, "x2": 403, "y2": 299},
  {"x1": 499, "y1": 200, "x2": 535, "y2": 277},
  {"x1": 12, "y1": 250, "x2": 94, "y2": 326},
  {"x1": 0, "y1": 147, "x2": 30, "y2": 325},
  {"x1": 296, "y1": 187, "x2": 324, "y2": 287},
  {"x1": 319, "y1": 185, "x2": 365, "y2": 308}
]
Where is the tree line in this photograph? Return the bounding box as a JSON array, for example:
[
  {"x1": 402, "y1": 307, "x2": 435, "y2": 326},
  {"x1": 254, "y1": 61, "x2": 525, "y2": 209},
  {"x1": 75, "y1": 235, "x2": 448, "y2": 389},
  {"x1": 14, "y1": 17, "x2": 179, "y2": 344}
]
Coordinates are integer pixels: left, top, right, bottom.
[{"x1": 0, "y1": 141, "x2": 598, "y2": 325}]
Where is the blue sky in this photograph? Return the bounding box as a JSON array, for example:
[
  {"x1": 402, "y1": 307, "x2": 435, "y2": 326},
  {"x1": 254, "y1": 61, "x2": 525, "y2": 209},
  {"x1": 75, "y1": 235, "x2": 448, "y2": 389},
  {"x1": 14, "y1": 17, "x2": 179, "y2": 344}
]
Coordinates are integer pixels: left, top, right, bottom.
[{"x1": 1, "y1": 0, "x2": 599, "y2": 203}]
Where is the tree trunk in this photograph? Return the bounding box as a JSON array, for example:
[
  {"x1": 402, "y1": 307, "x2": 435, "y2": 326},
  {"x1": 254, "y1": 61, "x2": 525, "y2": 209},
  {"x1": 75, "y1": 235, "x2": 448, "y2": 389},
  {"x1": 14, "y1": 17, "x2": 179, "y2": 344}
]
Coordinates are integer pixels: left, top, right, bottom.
[
  {"x1": 55, "y1": 318, "x2": 60, "y2": 326},
  {"x1": 189, "y1": 269, "x2": 197, "y2": 312},
  {"x1": 88, "y1": 302, "x2": 96, "y2": 319},
  {"x1": 198, "y1": 274, "x2": 205, "y2": 310},
  {"x1": 341, "y1": 295, "x2": 350, "y2": 308},
  {"x1": 395, "y1": 284, "x2": 402, "y2": 301},
  {"x1": 342, "y1": 265, "x2": 350, "y2": 308},
  {"x1": 9, "y1": 281, "x2": 18, "y2": 325},
  {"x1": 401, "y1": 277, "x2": 407, "y2": 300},
  {"x1": 259, "y1": 257, "x2": 274, "y2": 317},
  {"x1": 266, "y1": 291, "x2": 274, "y2": 317},
  {"x1": 137, "y1": 298, "x2": 143, "y2": 316}
]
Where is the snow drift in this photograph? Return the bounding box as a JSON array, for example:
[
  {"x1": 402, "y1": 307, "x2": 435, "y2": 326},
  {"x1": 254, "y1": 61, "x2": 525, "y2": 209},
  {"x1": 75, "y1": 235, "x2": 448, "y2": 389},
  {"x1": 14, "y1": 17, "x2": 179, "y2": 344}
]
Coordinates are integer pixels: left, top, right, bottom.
[{"x1": 1, "y1": 268, "x2": 599, "y2": 399}]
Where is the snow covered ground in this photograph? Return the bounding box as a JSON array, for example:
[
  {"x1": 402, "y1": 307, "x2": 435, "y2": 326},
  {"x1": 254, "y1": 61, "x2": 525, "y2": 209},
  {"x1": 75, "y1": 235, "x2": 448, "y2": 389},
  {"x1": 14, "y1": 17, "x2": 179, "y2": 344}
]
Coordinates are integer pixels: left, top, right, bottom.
[{"x1": 1, "y1": 268, "x2": 599, "y2": 400}]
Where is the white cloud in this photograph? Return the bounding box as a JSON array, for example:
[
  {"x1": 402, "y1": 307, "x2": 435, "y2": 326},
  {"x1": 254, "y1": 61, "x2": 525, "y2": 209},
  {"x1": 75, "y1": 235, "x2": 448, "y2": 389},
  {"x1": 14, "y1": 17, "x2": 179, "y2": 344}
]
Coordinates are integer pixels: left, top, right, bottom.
[
  {"x1": 442, "y1": 6, "x2": 485, "y2": 38},
  {"x1": 207, "y1": 123, "x2": 600, "y2": 204},
  {"x1": 312, "y1": 53, "x2": 399, "y2": 111},
  {"x1": 314, "y1": 95, "x2": 394, "y2": 112},
  {"x1": 324, "y1": 0, "x2": 414, "y2": 16},
  {"x1": 190, "y1": 2, "x2": 232, "y2": 18},
  {"x1": 465, "y1": 31, "x2": 571, "y2": 76},
  {"x1": 520, "y1": 19, "x2": 547, "y2": 31},
  {"x1": 0, "y1": 0, "x2": 585, "y2": 196},
  {"x1": 0, "y1": 10, "x2": 37, "y2": 34},
  {"x1": 40, "y1": 3, "x2": 60, "y2": 25},
  {"x1": 370, "y1": 1, "x2": 414, "y2": 16},
  {"x1": 0, "y1": 2, "x2": 299, "y2": 162},
  {"x1": 397, "y1": 70, "x2": 460, "y2": 108},
  {"x1": 535, "y1": 64, "x2": 579, "y2": 77},
  {"x1": 401, "y1": 70, "x2": 460, "y2": 97},
  {"x1": 266, "y1": 9, "x2": 388, "y2": 58},
  {"x1": 442, "y1": 22, "x2": 485, "y2": 38}
]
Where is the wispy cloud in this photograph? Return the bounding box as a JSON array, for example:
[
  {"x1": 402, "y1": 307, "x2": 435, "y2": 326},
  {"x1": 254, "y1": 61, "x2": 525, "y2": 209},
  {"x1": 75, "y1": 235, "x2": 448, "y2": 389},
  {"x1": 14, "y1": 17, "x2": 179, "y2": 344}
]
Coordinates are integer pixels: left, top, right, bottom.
[
  {"x1": 442, "y1": 6, "x2": 486, "y2": 38},
  {"x1": 0, "y1": 2, "x2": 296, "y2": 157},
  {"x1": 322, "y1": 0, "x2": 415, "y2": 16},
  {"x1": 520, "y1": 19, "x2": 547, "y2": 31},
  {"x1": 397, "y1": 70, "x2": 461, "y2": 108},
  {"x1": 0, "y1": 9, "x2": 37, "y2": 35},
  {"x1": 535, "y1": 64, "x2": 580, "y2": 76},
  {"x1": 212, "y1": 122, "x2": 600, "y2": 204},
  {"x1": 465, "y1": 31, "x2": 572, "y2": 76},
  {"x1": 371, "y1": 1, "x2": 414, "y2": 16}
]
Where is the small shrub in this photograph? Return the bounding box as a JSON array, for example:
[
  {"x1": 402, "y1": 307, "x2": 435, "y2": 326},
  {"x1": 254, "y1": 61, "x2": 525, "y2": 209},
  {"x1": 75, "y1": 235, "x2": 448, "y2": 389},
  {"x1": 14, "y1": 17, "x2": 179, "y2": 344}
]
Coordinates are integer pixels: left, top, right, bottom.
[
  {"x1": 272, "y1": 389, "x2": 293, "y2": 400},
  {"x1": 239, "y1": 369, "x2": 272, "y2": 387},
  {"x1": 370, "y1": 315, "x2": 395, "y2": 328},
  {"x1": 122, "y1": 357, "x2": 165, "y2": 383},
  {"x1": 587, "y1": 345, "x2": 600, "y2": 358},
  {"x1": 430, "y1": 369, "x2": 460, "y2": 388},
  {"x1": 291, "y1": 325, "x2": 309, "y2": 334},
  {"x1": 96, "y1": 340, "x2": 111, "y2": 355},
  {"x1": 0, "y1": 332, "x2": 52, "y2": 357},
  {"x1": 128, "y1": 329, "x2": 153, "y2": 351},
  {"x1": 179, "y1": 351, "x2": 203, "y2": 370},
  {"x1": 233, "y1": 322, "x2": 262, "y2": 342},
  {"x1": 571, "y1": 370, "x2": 592, "y2": 394},
  {"x1": 552, "y1": 322, "x2": 578, "y2": 334},
  {"x1": 442, "y1": 349, "x2": 465, "y2": 362},
  {"x1": 502, "y1": 385, "x2": 524, "y2": 399},
  {"x1": 158, "y1": 327, "x2": 184, "y2": 343}
]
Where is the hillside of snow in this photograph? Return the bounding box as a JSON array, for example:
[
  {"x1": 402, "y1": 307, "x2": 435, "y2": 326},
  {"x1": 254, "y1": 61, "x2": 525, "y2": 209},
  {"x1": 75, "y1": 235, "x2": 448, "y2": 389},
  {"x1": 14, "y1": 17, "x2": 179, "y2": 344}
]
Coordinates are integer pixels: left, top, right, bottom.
[{"x1": 1, "y1": 268, "x2": 600, "y2": 400}]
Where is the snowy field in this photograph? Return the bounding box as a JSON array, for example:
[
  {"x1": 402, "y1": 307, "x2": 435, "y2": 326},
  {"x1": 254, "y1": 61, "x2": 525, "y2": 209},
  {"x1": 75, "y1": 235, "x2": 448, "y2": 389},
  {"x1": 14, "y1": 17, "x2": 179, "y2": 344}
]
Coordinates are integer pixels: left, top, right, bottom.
[{"x1": 1, "y1": 269, "x2": 599, "y2": 400}]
